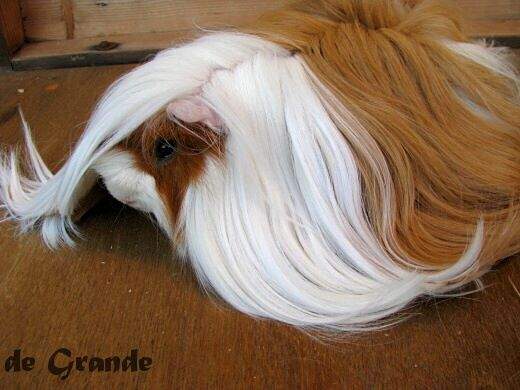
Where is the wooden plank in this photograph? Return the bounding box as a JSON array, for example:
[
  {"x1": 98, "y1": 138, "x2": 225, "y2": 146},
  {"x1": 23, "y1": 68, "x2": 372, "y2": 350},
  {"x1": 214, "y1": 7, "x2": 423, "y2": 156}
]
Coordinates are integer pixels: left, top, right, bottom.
[
  {"x1": 0, "y1": 59, "x2": 519, "y2": 388},
  {"x1": 10, "y1": 31, "x2": 190, "y2": 70},
  {"x1": 0, "y1": 0, "x2": 24, "y2": 55},
  {"x1": 457, "y1": 0, "x2": 520, "y2": 37},
  {"x1": 456, "y1": 0, "x2": 520, "y2": 20},
  {"x1": 62, "y1": 0, "x2": 75, "y2": 39},
  {"x1": 467, "y1": 19, "x2": 520, "y2": 38},
  {"x1": 20, "y1": 0, "x2": 67, "y2": 41},
  {"x1": 72, "y1": 0, "x2": 295, "y2": 39}
]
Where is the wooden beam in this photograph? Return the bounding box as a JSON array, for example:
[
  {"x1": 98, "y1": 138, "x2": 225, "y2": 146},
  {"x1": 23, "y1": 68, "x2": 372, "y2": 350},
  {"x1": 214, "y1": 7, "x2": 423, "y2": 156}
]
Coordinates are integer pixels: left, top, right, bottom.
[
  {"x1": 20, "y1": 0, "x2": 67, "y2": 41},
  {"x1": 10, "y1": 31, "x2": 191, "y2": 70},
  {"x1": 62, "y1": 0, "x2": 75, "y2": 39},
  {"x1": 0, "y1": 0, "x2": 24, "y2": 67}
]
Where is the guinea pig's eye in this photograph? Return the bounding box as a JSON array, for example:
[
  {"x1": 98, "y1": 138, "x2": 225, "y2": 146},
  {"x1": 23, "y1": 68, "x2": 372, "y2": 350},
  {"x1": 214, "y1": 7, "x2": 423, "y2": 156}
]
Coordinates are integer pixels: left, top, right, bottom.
[{"x1": 154, "y1": 138, "x2": 177, "y2": 163}]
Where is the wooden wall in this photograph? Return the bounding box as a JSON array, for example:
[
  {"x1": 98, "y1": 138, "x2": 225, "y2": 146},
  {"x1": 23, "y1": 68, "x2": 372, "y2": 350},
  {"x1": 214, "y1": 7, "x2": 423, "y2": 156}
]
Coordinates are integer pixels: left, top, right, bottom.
[
  {"x1": 0, "y1": 0, "x2": 24, "y2": 65},
  {"x1": 21, "y1": 0, "x2": 296, "y2": 42},
  {"x1": 21, "y1": 0, "x2": 68, "y2": 41},
  {"x1": 459, "y1": 0, "x2": 520, "y2": 36}
]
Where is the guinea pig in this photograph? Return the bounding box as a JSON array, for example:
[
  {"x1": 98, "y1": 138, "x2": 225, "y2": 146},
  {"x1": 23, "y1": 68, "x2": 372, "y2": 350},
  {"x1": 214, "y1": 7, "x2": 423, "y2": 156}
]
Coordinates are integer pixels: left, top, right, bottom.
[{"x1": 1, "y1": 0, "x2": 519, "y2": 332}]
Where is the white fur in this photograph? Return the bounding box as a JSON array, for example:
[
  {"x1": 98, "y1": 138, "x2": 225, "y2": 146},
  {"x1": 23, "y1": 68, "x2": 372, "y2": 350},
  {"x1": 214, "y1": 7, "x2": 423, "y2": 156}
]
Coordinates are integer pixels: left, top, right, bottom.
[{"x1": 2, "y1": 32, "x2": 512, "y2": 331}]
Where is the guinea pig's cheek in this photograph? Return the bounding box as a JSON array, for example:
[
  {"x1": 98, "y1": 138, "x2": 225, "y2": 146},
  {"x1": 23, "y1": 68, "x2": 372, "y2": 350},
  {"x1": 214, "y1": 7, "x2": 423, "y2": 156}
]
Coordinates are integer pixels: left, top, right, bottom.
[{"x1": 103, "y1": 174, "x2": 152, "y2": 212}]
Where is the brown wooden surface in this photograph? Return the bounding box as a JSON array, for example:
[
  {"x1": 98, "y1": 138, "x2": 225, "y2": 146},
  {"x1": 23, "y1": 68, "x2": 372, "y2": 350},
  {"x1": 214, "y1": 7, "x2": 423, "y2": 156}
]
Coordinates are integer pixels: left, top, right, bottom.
[
  {"x1": 0, "y1": 61, "x2": 519, "y2": 388},
  {"x1": 457, "y1": 0, "x2": 520, "y2": 37},
  {"x1": 0, "y1": 0, "x2": 24, "y2": 53},
  {"x1": 19, "y1": 0, "x2": 295, "y2": 41},
  {"x1": 10, "y1": 31, "x2": 190, "y2": 70},
  {"x1": 72, "y1": 0, "x2": 296, "y2": 39},
  {"x1": 0, "y1": 0, "x2": 22, "y2": 68},
  {"x1": 20, "y1": 0, "x2": 67, "y2": 41}
]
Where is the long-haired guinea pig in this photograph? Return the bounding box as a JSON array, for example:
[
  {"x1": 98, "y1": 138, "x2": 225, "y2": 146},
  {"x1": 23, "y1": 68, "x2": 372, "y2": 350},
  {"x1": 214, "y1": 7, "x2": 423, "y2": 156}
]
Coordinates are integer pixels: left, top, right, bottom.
[{"x1": 1, "y1": 0, "x2": 519, "y2": 332}]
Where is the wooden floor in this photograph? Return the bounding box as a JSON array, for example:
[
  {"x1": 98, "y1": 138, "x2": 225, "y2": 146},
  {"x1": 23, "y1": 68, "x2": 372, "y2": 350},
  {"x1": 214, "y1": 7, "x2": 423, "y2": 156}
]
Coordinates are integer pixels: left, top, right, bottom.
[{"x1": 0, "y1": 62, "x2": 519, "y2": 388}]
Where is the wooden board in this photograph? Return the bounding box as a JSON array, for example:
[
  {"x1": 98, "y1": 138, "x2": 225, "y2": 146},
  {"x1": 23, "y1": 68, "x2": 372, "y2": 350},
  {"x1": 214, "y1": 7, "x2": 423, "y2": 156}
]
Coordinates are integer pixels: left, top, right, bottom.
[
  {"x1": 457, "y1": 0, "x2": 520, "y2": 20},
  {"x1": 20, "y1": 0, "x2": 67, "y2": 41},
  {"x1": 457, "y1": 0, "x2": 520, "y2": 37},
  {"x1": 72, "y1": 0, "x2": 295, "y2": 39},
  {"x1": 10, "y1": 31, "x2": 190, "y2": 70},
  {"x1": 0, "y1": 54, "x2": 519, "y2": 389},
  {"x1": 0, "y1": 0, "x2": 24, "y2": 53},
  {"x1": 18, "y1": 0, "x2": 295, "y2": 41}
]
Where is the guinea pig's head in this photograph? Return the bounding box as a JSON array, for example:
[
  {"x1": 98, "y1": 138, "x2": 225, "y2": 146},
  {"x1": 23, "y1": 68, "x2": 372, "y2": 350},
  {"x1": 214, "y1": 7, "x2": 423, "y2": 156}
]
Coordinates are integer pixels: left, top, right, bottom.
[
  {"x1": 1, "y1": 1, "x2": 519, "y2": 331},
  {"x1": 92, "y1": 99, "x2": 224, "y2": 249}
]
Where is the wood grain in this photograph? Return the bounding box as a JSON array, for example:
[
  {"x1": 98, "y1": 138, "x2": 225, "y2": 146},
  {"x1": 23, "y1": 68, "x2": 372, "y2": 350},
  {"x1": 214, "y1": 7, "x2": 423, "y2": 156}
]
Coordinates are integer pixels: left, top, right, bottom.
[
  {"x1": 20, "y1": 0, "x2": 67, "y2": 41},
  {"x1": 61, "y1": 0, "x2": 75, "y2": 39},
  {"x1": 0, "y1": 0, "x2": 24, "y2": 54},
  {"x1": 10, "y1": 31, "x2": 190, "y2": 70},
  {"x1": 0, "y1": 55, "x2": 519, "y2": 388},
  {"x1": 457, "y1": 0, "x2": 520, "y2": 37},
  {"x1": 72, "y1": 0, "x2": 295, "y2": 39},
  {"x1": 456, "y1": 0, "x2": 520, "y2": 20}
]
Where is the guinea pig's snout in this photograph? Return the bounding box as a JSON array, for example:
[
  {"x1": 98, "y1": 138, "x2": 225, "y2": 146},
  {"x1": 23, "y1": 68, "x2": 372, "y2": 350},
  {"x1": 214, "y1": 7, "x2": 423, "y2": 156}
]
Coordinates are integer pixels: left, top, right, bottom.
[
  {"x1": 92, "y1": 150, "x2": 163, "y2": 215},
  {"x1": 102, "y1": 178, "x2": 139, "y2": 208},
  {"x1": 98, "y1": 169, "x2": 157, "y2": 213}
]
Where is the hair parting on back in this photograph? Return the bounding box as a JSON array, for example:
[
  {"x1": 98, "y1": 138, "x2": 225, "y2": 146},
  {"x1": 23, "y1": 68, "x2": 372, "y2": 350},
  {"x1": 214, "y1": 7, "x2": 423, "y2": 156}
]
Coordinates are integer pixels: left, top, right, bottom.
[{"x1": 1, "y1": 0, "x2": 519, "y2": 331}]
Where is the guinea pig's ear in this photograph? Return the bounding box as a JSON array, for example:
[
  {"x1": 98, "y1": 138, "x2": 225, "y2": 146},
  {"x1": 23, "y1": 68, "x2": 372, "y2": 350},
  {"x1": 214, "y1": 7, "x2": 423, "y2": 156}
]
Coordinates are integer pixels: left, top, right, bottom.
[{"x1": 166, "y1": 97, "x2": 221, "y2": 129}]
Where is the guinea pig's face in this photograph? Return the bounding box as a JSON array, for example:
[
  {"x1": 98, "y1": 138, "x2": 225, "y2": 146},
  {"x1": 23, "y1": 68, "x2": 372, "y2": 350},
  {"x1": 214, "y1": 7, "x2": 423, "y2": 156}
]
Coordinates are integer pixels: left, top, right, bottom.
[{"x1": 93, "y1": 111, "x2": 223, "y2": 241}]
